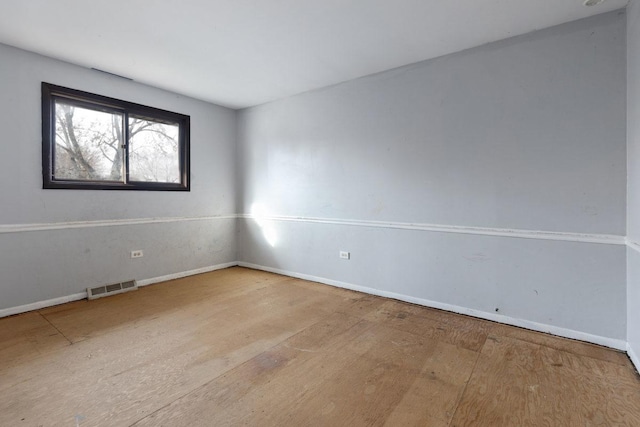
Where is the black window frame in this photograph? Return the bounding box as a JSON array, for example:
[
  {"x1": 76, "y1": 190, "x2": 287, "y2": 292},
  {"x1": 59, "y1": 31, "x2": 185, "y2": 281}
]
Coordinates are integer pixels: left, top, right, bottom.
[{"x1": 42, "y1": 82, "x2": 190, "y2": 191}]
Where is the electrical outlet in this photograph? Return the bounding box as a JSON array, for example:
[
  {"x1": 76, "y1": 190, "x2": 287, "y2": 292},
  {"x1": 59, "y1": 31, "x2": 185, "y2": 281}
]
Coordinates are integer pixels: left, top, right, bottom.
[
  {"x1": 131, "y1": 250, "x2": 144, "y2": 259},
  {"x1": 339, "y1": 251, "x2": 350, "y2": 260}
]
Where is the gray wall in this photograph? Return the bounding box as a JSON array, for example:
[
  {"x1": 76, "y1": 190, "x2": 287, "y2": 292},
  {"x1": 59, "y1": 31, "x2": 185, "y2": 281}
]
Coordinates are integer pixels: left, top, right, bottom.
[
  {"x1": 0, "y1": 44, "x2": 237, "y2": 310},
  {"x1": 238, "y1": 12, "x2": 628, "y2": 341},
  {"x1": 0, "y1": 10, "x2": 632, "y2": 351},
  {"x1": 628, "y1": 0, "x2": 640, "y2": 360}
]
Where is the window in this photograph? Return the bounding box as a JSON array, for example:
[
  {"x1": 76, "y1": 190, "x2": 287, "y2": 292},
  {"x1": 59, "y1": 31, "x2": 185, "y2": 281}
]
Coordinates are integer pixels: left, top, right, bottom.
[{"x1": 42, "y1": 82, "x2": 190, "y2": 191}]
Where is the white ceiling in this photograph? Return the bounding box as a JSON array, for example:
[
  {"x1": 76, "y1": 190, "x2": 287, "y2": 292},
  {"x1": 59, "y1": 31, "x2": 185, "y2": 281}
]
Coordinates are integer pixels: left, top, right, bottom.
[{"x1": 0, "y1": 0, "x2": 628, "y2": 109}]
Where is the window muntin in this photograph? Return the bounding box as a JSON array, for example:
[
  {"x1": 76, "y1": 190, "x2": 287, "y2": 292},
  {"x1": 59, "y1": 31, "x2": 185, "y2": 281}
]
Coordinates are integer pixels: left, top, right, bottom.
[{"x1": 42, "y1": 83, "x2": 190, "y2": 191}]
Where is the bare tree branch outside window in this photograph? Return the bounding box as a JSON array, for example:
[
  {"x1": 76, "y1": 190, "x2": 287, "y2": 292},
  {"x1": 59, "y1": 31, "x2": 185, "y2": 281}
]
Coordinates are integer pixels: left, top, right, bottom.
[
  {"x1": 54, "y1": 104, "x2": 180, "y2": 183},
  {"x1": 42, "y1": 82, "x2": 189, "y2": 191}
]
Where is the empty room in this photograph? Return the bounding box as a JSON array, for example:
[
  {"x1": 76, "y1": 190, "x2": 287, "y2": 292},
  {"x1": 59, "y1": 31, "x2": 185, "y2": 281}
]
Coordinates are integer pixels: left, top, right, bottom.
[{"x1": 1, "y1": 0, "x2": 640, "y2": 425}]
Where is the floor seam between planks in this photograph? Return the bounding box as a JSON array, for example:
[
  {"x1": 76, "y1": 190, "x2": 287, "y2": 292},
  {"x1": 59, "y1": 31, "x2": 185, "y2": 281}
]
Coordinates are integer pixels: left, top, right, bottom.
[
  {"x1": 446, "y1": 341, "x2": 484, "y2": 426},
  {"x1": 37, "y1": 311, "x2": 73, "y2": 345}
]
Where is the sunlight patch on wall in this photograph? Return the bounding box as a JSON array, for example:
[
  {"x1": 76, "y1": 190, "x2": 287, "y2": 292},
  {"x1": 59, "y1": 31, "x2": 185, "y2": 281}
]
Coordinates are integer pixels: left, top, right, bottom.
[{"x1": 251, "y1": 202, "x2": 278, "y2": 247}]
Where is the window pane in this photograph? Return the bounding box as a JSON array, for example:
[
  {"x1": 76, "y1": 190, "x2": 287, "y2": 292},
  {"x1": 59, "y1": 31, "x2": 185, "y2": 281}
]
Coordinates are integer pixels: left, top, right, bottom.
[
  {"x1": 54, "y1": 101, "x2": 124, "y2": 181},
  {"x1": 43, "y1": 83, "x2": 189, "y2": 190},
  {"x1": 128, "y1": 117, "x2": 180, "y2": 183}
]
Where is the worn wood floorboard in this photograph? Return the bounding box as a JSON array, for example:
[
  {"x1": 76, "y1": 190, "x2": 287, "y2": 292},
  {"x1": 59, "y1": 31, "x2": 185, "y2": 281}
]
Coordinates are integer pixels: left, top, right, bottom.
[
  {"x1": 0, "y1": 266, "x2": 638, "y2": 426},
  {"x1": 450, "y1": 335, "x2": 640, "y2": 426}
]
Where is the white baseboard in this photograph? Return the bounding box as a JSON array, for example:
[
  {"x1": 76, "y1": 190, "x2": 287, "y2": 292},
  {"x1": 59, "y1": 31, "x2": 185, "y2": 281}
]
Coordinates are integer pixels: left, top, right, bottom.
[
  {"x1": 1, "y1": 260, "x2": 630, "y2": 354},
  {"x1": 0, "y1": 292, "x2": 88, "y2": 319},
  {"x1": 0, "y1": 262, "x2": 239, "y2": 319},
  {"x1": 238, "y1": 262, "x2": 627, "y2": 351},
  {"x1": 628, "y1": 343, "x2": 640, "y2": 373},
  {"x1": 136, "y1": 262, "x2": 238, "y2": 287}
]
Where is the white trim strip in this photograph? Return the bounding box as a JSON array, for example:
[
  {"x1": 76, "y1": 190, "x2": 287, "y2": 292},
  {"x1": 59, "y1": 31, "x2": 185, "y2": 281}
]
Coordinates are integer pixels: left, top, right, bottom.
[
  {"x1": 240, "y1": 214, "x2": 625, "y2": 246},
  {"x1": 0, "y1": 262, "x2": 238, "y2": 318},
  {"x1": 0, "y1": 215, "x2": 236, "y2": 234},
  {"x1": 627, "y1": 239, "x2": 640, "y2": 254},
  {"x1": 628, "y1": 343, "x2": 640, "y2": 373},
  {"x1": 1, "y1": 213, "x2": 625, "y2": 246},
  {"x1": 238, "y1": 262, "x2": 628, "y2": 351}
]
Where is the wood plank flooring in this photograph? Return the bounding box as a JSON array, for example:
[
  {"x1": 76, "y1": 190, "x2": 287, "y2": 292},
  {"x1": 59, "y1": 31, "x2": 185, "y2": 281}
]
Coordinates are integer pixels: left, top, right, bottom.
[{"x1": 0, "y1": 266, "x2": 638, "y2": 426}]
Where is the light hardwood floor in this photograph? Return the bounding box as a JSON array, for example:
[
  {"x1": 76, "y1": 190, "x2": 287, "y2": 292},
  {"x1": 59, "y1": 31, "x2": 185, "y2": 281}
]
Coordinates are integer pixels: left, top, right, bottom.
[{"x1": 1, "y1": 267, "x2": 639, "y2": 426}]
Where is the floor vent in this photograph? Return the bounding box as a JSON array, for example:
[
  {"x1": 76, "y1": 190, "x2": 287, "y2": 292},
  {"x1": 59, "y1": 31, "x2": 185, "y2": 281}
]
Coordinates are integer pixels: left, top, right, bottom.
[{"x1": 87, "y1": 280, "x2": 138, "y2": 300}]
